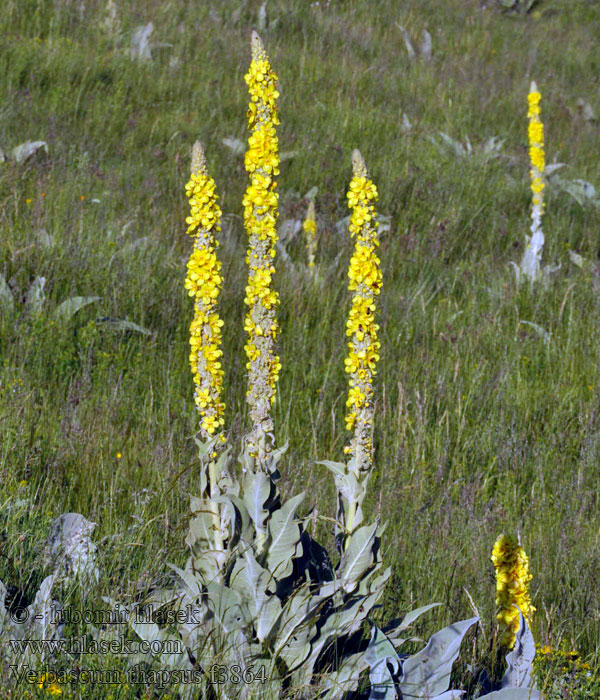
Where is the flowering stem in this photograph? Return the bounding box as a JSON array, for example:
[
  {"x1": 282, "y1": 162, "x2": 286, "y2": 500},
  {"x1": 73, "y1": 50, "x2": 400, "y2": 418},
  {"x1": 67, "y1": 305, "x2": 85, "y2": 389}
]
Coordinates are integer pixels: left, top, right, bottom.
[
  {"x1": 342, "y1": 150, "x2": 382, "y2": 543},
  {"x1": 184, "y1": 141, "x2": 227, "y2": 554},
  {"x1": 242, "y1": 32, "x2": 282, "y2": 473},
  {"x1": 520, "y1": 81, "x2": 546, "y2": 286}
]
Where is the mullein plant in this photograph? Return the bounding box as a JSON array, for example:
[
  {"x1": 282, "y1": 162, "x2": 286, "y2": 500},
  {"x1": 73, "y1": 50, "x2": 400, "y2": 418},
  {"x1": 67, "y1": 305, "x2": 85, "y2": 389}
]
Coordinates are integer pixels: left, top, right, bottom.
[
  {"x1": 242, "y1": 30, "x2": 282, "y2": 473},
  {"x1": 519, "y1": 81, "x2": 546, "y2": 285},
  {"x1": 113, "y1": 32, "x2": 542, "y2": 700},
  {"x1": 302, "y1": 199, "x2": 317, "y2": 268},
  {"x1": 491, "y1": 533, "x2": 536, "y2": 649}
]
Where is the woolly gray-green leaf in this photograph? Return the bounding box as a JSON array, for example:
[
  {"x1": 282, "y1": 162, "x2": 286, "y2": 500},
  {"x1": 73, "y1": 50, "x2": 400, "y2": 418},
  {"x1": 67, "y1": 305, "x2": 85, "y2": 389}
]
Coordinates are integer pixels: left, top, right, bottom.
[
  {"x1": 229, "y1": 550, "x2": 273, "y2": 621},
  {"x1": 337, "y1": 521, "x2": 378, "y2": 592},
  {"x1": 501, "y1": 610, "x2": 537, "y2": 691},
  {"x1": 222, "y1": 137, "x2": 245, "y2": 156},
  {"x1": 242, "y1": 471, "x2": 272, "y2": 535},
  {"x1": 266, "y1": 492, "x2": 304, "y2": 579},
  {"x1": 205, "y1": 582, "x2": 247, "y2": 633},
  {"x1": 317, "y1": 459, "x2": 347, "y2": 478},
  {"x1": 320, "y1": 651, "x2": 369, "y2": 698},
  {"x1": 0, "y1": 275, "x2": 14, "y2": 315},
  {"x1": 96, "y1": 317, "x2": 151, "y2": 335},
  {"x1": 168, "y1": 563, "x2": 203, "y2": 601},
  {"x1": 26, "y1": 276, "x2": 46, "y2": 315},
  {"x1": 478, "y1": 691, "x2": 540, "y2": 699},
  {"x1": 12, "y1": 140, "x2": 48, "y2": 163},
  {"x1": 399, "y1": 616, "x2": 478, "y2": 698},
  {"x1": 54, "y1": 296, "x2": 101, "y2": 321},
  {"x1": 366, "y1": 626, "x2": 402, "y2": 700},
  {"x1": 429, "y1": 692, "x2": 465, "y2": 699},
  {"x1": 384, "y1": 602, "x2": 442, "y2": 639}
]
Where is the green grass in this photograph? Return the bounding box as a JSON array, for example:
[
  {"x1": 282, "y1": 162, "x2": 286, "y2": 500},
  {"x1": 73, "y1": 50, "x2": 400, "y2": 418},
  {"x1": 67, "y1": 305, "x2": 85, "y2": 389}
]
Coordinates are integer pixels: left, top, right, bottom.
[{"x1": 1, "y1": 0, "x2": 600, "y2": 696}]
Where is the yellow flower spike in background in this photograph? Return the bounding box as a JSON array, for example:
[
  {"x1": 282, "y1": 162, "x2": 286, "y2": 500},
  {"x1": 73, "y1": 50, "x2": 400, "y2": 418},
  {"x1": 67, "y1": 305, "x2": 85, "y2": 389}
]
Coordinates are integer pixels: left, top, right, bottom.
[
  {"x1": 242, "y1": 31, "x2": 281, "y2": 472},
  {"x1": 303, "y1": 199, "x2": 317, "y2": 268},
  {"x1": 520, "y1": 81, "x2": 546, "y2": 285},
  {"x1": 342, "y1": 149, "x2": 382, "y2": 538},
  {"x1": 184, "y1": 141, "x2": 226, "y2": 442},
  {"x1": 491, "y1": 533, "x2": 536, "y2": 649}
]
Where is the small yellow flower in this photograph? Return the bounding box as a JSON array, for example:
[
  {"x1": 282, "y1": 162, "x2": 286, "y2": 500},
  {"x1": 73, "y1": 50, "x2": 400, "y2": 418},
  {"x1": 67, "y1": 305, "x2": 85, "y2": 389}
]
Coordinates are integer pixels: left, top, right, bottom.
[
  {"x1": 38, "y1": 673, "x2": 63, "y2": 695},
  {"x1": 116, "y1": 452, "x2": 122, "y2": 459}
]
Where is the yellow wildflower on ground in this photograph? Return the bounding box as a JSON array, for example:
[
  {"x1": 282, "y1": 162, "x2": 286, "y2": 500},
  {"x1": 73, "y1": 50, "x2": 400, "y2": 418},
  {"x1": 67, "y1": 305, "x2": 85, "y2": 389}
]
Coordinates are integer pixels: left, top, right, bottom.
[
  {"x1": 303, "y1": 200, "x2": 317, "y2": 268},
  {"x1": 184, "y1": 141, "x2": 225, "y2": 440},
  {"x1": 242, "y1": 31, "x2": 281, "y2": 470},
  {"x1": 343, "y1": 149, "x2": 382, "y2": 535},
  {"x1": 491, "y1": 533, "x2": 536, "y2": 649}
]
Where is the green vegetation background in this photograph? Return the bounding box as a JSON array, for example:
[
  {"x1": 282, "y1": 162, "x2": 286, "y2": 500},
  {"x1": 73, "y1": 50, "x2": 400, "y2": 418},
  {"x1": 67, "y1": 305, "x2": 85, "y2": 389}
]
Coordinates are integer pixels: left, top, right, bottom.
[{"x1": 1, "y1": 0, "x2": 600, "y2": 694}]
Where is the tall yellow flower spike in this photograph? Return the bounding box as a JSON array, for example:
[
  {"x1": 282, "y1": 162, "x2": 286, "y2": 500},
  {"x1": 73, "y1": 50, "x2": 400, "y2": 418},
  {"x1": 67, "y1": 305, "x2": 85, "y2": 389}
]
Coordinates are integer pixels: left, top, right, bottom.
[
  {"x1": 303, "y1": 200, "x2": 317, "y2": 268},
  {"x1": 184, "y1": 141, "x2": 226, "y2": 441},
  {"x1": 520, "y1": 81, "x2": 546, "y2": 284},
  {"x1": 242, "y1": 31, "x2": 281, "y2": 471},
  {"x1": 343, "y1": 150, "x2": 382, "y2": 535},
  {"x1": 491, "y1": 533, "x2": 536, "y2": 649}
]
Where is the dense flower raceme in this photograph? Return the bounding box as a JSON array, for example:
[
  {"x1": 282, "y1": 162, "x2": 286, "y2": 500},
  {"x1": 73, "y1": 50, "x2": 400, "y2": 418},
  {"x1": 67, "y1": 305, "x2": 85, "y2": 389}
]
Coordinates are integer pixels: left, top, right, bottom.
[
  {"x1": 303, "y1": 200, "x2": 317, "y2": 268},
  {"x1": 521, "y1": 81, "x2": 546, "y2": 283},
  {"x1": 184, "y1": 142, "x2": 225, "y2": 439},
  {"x1": 242, "y1": 32, "x2": 281, "y2": 468},
  {"x1": 344, "y1": 150, "x2": 382, "y2": 482},
  {"x1": 527, "y1": 85, "x2": 545, "y2": 205},
  {"x1": 491, "y1": 533, "x2": 536, "y2": 649}
]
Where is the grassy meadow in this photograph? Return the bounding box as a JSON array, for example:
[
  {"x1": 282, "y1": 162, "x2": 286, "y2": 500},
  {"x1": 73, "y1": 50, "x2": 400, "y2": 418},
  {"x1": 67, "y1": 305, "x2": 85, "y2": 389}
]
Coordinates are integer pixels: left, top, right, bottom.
[{"x1": 1, "y1": 0, "x2": 600, "y2": 696}]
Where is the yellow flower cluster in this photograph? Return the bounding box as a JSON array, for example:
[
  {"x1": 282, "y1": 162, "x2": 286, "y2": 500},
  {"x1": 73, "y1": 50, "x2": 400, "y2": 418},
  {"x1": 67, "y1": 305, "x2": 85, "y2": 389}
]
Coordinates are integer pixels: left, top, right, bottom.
[
  {"x1": 527, "y1": 85, "x2": 545, "y2": 208},
  {"x1": 242, "y1": 32, "x2": 281, "y2": 462},
  {"x1": 344, "y1": 150, "x2": 382, "y2": 466},
  {"x1": 491, "y1": 533, "x2": 536, "y2": 649},
  {"x1": 303, "y1": 200, "x2": 317, "y2": 268},
  {"x1": 184, "y1": 142, "x2": 225, "y2": 438}
]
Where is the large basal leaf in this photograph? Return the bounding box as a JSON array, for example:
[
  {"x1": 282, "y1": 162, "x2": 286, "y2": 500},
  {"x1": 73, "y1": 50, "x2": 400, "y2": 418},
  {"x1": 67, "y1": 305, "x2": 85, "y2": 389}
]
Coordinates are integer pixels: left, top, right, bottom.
[
  {"x1": 54, "y1": 296, "x2": 101, "y2": 321},
  {"x1": 205, "y1": 582, "x2": 247, "y2": 634},
  {"x1": 319, "y1": 651, "x2": 369, "y2": 699},
  {"x1": 229, "y1": 550, "x2": 280, "y2": 641},
  {"x1": 429, "y1": 692, "x2": 464, "y2": 699},
  {"x1": 273, "y1": 584, "x2": 323, "y2": 657},
  {"x1": 399, "y1": 616, "x2": 478, "y2": 699},
  {"x1": 242, "y1": 471, "x2": 273, "y2": 537},
  {"x1": 337, "y1": 521, "x2": 379, "y2": 592},
  {"x1": 26, "y1": 276, "x2": 46, "y2": 314},
  {"x1": 266, "y1": 492, "x2": 304, "y2": 580},
  {"x1": 366, "y1": 625, "x2": 402, "y2": 700},
  {"x1": 383, "y1": 602, "x2": 442, "y2": 641},
  {"x1": 501, "y1": 610, "x2": 537, "y2": 692},
  {"x1": 0, "y1": 275, "x2": 14, "y2": 315},
  {"x1": 12, "y1": 140, "x2": 48, "y2": 163},
  {"x1": 96, "y1": 317, "x2": 151, "y2": 335},
  {"x1": 478, "y1": 691, "x2": 540, "y2": 700}
]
